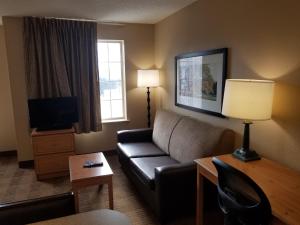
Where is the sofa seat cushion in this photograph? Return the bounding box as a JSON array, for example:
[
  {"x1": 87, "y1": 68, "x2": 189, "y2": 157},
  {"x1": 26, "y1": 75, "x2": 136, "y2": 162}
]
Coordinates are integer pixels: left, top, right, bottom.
[
  {"x1": 130, "y1": 156, "x2": 179, "y2": 190},
  {"x1": 118, "y1": 142, "x2": 167, "y2": 158}
]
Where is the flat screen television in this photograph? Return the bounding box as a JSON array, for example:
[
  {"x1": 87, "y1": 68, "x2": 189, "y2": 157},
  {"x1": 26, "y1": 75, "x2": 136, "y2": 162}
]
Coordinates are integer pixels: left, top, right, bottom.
[{"x1": 28, "y1": 97, "x2": 79, "y2": 131}]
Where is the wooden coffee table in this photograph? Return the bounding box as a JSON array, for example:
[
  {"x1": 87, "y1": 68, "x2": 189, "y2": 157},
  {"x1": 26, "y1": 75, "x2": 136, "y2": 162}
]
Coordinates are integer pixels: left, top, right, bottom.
[{"x1": 69, "y1": 152, "x2": 114, "y2": 212}]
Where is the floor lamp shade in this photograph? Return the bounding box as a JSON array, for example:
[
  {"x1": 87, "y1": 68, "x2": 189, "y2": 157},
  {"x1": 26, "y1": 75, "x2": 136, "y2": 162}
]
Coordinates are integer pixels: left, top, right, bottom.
[
  {"x1": 222, "y1": 79, "x2": 274, "y2": 121},
  {"x1": 222, "y1": 79, "x2": 275, "y2": 161},
  {"x1": 137, "y1": 70, "x2": 159, "y2": 88}
]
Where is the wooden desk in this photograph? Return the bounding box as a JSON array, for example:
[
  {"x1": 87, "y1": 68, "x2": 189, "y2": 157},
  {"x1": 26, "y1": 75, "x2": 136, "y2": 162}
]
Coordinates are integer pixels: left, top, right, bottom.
[
  {"x1": 69, "y1": 153, "x2": 114, "y2": 212},
  {"x1": 195, "y1": 154, "x2": 300, "y2": 225}
]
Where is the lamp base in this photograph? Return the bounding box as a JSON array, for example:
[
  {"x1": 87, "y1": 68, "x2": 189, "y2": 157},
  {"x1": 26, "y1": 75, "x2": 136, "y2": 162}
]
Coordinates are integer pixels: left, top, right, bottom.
[{"x1": 232, "y1": 148, "x2": 261, "y2": 162}]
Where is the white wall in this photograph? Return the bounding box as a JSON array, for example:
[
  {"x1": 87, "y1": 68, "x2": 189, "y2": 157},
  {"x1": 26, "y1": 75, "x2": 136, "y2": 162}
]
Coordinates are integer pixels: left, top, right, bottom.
[{"x1": 155, "y1": 0, "x2": 300, "y2": 171}]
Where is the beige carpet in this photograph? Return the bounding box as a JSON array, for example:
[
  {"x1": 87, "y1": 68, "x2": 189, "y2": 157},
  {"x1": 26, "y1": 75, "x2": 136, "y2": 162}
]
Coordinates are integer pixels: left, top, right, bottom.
[{"x1": 0, "y1": 154, "x2": 198, "y2": 225}]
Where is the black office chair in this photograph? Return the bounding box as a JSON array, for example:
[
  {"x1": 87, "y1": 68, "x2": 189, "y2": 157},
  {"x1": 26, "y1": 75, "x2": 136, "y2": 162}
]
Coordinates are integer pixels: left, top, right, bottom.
[{"x1": 212, "y1": 157, "x2": 272, "y2": 225}]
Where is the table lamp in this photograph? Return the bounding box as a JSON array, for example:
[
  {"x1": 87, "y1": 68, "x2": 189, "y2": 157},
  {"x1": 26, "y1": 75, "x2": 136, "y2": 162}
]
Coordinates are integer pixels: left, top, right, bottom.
[
  {"x1": 222, "y1": 79, "x2": 275, "y2": 161},
  {"x1": 137, "y1": 69, "x2": 159, "y2": 128}
]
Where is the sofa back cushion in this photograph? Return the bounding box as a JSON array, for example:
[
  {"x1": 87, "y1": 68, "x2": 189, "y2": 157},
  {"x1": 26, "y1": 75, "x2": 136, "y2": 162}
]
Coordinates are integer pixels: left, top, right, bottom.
[
  {"x1": 169, "y1": 117, "x2": 233, "y2": 163},
  {"x1": 152, "y1": 110, "x2": 182, "y2": 154}
]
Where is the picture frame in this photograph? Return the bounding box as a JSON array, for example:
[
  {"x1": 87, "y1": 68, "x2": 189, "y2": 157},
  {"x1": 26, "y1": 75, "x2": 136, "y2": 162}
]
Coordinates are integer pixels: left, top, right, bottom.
[{"x1": 175, "y1": 48, "x2": 228, "y2": 117}]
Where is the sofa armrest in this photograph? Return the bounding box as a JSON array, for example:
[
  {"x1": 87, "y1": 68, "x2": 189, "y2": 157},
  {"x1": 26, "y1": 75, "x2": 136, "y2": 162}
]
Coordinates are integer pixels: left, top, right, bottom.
[
  {"x1": 0, "y1": 192, "x2": 75, "y2": 225},
  {"x1": 155, "y1": 162, "x2": 196, "y2": 177},
  {"x1": 154, "y1": 162, "x2": 197, "y2": 221},
  {"x1": 117, "y1": 128, "x2": 153, "y2": 143}
]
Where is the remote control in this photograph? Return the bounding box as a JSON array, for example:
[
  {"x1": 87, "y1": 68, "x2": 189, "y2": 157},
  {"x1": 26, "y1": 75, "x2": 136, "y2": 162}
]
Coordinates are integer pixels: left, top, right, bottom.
[
  {"x1": 89, "y1": 162, "x2": 103, "y2": 167},
  {"x1": 83, "y1": 160, "x2": 103, "y2": 168}
]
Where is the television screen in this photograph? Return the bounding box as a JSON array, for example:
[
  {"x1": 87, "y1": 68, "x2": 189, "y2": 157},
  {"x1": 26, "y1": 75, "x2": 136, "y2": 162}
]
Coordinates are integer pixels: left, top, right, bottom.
[{"x1": 28, "y1": 97, "x2": 79, "y2": 131}]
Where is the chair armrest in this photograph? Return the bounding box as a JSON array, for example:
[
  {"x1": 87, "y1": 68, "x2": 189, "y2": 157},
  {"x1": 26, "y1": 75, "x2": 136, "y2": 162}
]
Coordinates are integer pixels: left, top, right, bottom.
[{"x1": 117, "y1": 128, "x2": 153, "y2": 143}]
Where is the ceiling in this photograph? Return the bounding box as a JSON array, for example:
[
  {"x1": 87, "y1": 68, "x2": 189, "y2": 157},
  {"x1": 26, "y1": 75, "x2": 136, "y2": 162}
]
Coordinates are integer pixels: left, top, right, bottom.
[{"x1": 0, "y1": 0, "x2": 197, "y2": 25}]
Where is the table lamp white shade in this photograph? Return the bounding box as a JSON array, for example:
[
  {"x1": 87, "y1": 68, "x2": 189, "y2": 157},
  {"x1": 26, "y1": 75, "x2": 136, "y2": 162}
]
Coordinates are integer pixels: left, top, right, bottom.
[
  {"x1": 222, "y1": 79, "x2": 275, "y2": 121},
  {"x1": 137, "y1": 70, "x2": 159, "y2": 87}
]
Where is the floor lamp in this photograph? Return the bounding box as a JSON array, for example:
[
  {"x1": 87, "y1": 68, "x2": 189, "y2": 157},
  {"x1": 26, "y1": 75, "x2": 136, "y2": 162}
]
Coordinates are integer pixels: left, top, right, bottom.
[
  {"x1": 137, "y1": 70, "x2": 159, "y2": 128},
  {"x1": 222, "y1": 79, "x2": 275, "y2": 161}
]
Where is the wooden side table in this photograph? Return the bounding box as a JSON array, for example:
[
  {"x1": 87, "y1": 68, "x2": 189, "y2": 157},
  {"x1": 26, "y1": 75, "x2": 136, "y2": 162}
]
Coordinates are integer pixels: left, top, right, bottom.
[{"x1": 69, "y1": 152, "x2": 114, "y2": 212}]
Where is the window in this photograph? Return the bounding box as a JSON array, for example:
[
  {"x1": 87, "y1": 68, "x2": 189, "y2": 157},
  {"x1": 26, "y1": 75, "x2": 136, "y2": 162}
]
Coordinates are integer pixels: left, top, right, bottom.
[{"x1": 97, "y1": 40, "x2": 127, "y2": 122}]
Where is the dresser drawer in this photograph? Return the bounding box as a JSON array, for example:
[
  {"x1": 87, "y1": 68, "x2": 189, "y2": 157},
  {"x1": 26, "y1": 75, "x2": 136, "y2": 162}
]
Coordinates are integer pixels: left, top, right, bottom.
[
  {"x1": 35, "y1": 152, "x2": 74, "y2": 174},
  {"x1": 33, "y1": 133, "x2": 74, "y2": 155}
]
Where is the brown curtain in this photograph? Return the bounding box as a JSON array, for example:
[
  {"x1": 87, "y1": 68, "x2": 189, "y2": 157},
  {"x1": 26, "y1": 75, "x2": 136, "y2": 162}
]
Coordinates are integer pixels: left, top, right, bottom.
[{"x1": 23, "y1": 17, "x2": 101, "y2": 133}]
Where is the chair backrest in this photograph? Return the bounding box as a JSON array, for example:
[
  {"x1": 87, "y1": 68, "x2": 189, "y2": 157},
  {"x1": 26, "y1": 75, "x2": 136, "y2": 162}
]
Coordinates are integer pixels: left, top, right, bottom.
[
  {"x1": 0, "y1": 192, "x2": 75, "y2": 225},
  {"x1": 212, "y1": 157, "x2": 272, "y2": 225}
]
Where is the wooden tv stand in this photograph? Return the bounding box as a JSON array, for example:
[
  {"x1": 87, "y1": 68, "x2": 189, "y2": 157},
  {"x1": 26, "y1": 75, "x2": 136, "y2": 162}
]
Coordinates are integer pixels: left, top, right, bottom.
[{"x1": 31, "y1": 128, "x2": 75, "y2": 180}]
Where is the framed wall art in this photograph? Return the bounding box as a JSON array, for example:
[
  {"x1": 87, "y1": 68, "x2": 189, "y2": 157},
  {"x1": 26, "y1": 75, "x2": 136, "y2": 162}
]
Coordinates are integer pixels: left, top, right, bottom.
[{"x1": 175, "y1": 48, "x2": 228, "y2": 117}]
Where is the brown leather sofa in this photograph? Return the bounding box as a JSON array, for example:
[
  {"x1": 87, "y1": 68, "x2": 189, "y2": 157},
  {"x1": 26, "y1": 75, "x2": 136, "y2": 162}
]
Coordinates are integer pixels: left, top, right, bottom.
[
  {"x1": 0, "y1": 192, "x2": 75, "y2": 225},
  {"x1": 117, "y1": 110, "x2": 235, "y2": 223}
]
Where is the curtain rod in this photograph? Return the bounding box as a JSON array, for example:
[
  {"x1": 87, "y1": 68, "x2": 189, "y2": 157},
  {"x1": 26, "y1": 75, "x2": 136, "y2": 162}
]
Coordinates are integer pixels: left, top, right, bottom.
[
  {"x1": 3, "y1": 16, "x2": 125, "y2": 26},
  {"x1": 41, "y1": 16, "x2": 124, "y2": 25},
  {"x1": 40, "y1": 16, "x2": 95, "y2": 22}
]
